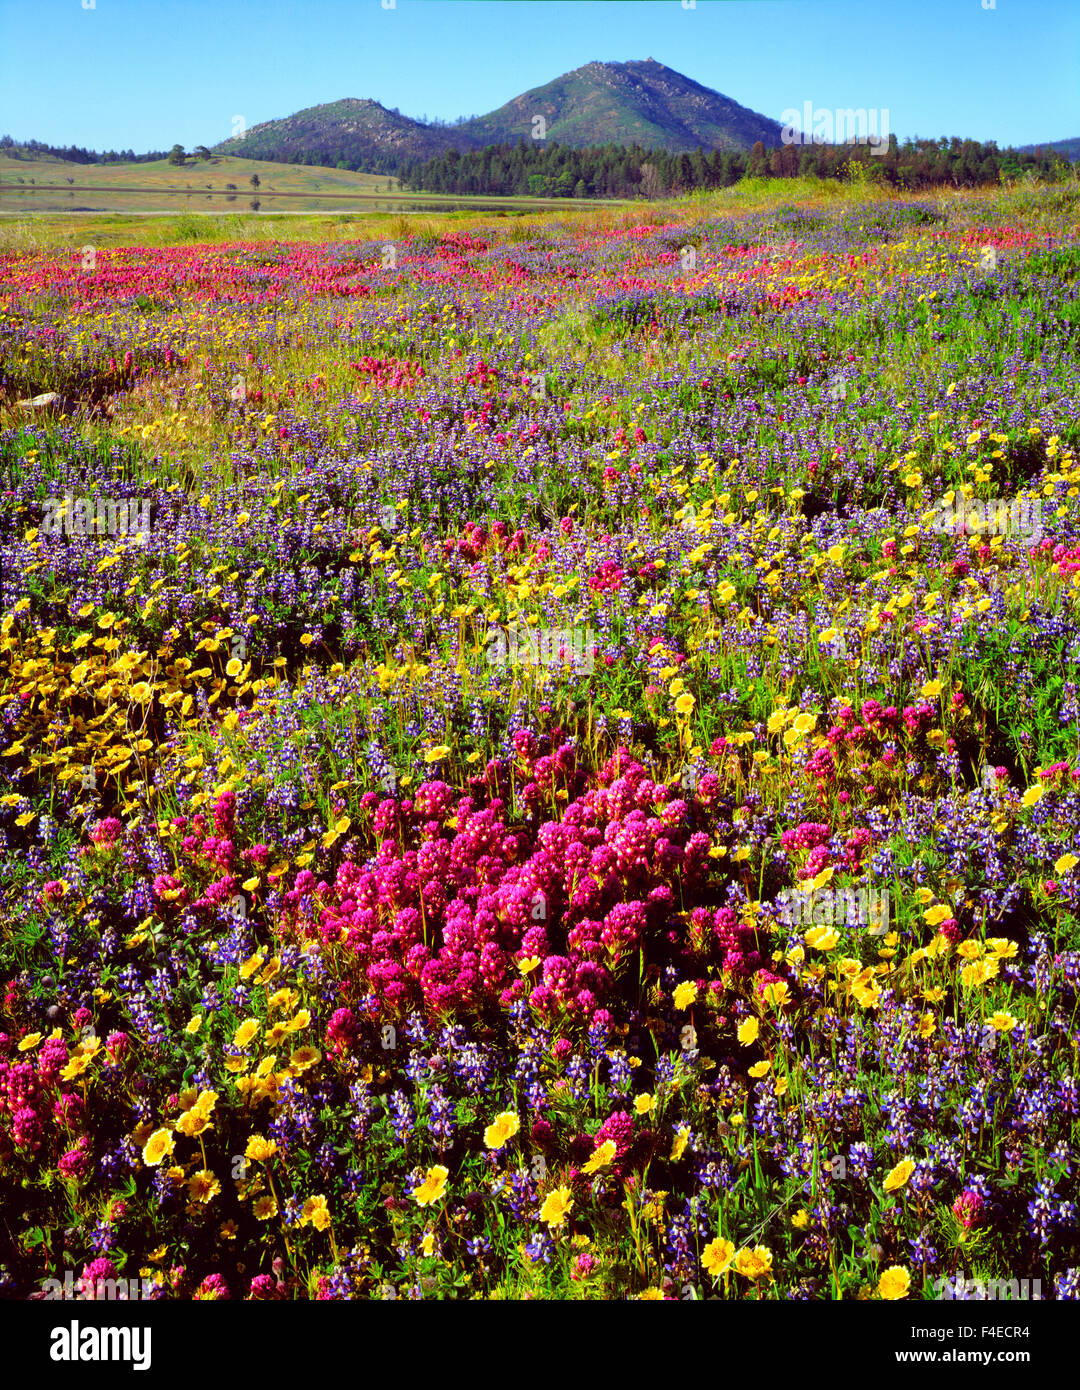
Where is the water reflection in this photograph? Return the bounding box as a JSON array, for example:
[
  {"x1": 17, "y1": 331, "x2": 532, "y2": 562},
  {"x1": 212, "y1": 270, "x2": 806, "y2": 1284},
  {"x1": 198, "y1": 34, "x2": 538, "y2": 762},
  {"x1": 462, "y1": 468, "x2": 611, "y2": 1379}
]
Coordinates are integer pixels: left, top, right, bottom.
[{"x1": 0, "y1": 188, "x2": 568, "y2": 215}]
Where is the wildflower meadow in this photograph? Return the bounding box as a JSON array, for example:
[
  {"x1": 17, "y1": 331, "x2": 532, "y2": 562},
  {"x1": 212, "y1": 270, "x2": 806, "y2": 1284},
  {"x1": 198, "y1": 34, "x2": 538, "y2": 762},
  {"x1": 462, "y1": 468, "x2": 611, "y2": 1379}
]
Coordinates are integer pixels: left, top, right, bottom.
[{"x1": 1, "y1": 179, "x2": 1079, "y2": 1319}]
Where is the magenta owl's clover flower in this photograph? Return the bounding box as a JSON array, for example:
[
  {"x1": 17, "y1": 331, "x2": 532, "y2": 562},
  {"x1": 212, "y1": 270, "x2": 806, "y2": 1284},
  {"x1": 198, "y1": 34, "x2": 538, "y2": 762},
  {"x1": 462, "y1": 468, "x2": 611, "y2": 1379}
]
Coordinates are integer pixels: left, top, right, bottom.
[
  {"x1": 213, "y1": 838, "x2": 236, "y2": 871},
  {"x1": 805, "y1": 746, "x2": 835, "y2": 782},
  {"x1": 54, "y1": 1092, "x2": 85, "y2": 1128},
  {"x1": 781, "y1": 822, "x2": 831, "y2": 854},
  {"x1": 89, "y1": 817, "x2": 124, "y2": 847},
  {"x1": 754, "y1": 968, "x2": 791, "y2": 1000},
  {"x1": 11, "y1": 1105, "x2": 45, "y2": 1151},
  {"x1": 373, "y1": 798, "x2": 400, "y2": 839},
  {"x1": 211, "y1": 790, "x2": 236, "y2": 836},
  {"x1": 799, "y1": 844, "x2": 831, "y2": 881},
  {"x1": 5, "y1": 1060, "x2": 41, "y2": 1107},
  {"x1": 152, "y1": 873, "x2": 187, "y2": 905},
  {"x1": 694, "y1": 770, "x2": 722, "y2": 807},
  {"x1": 325, "y1": 1007, "x2": 358, "y2": 1053},
  {"x1": 36, "y1": 1038, "x2": 69, "y2": 1084},
  {"x1": 714, "y1": 909, "x2": 760, "y2": 976},
  {"x1": 594, "y1": 1110, "x2": 635, "y2": 1173},
  {"x1": 528, "y1": 983, "x2": 558, "y2": 1015},
  {"x1": 939, "y1": 918, "x2": 963, "y2": 944},
  {"x1": 541, "y1": 955, "x2": 575, "y2": 997},
  {"x1": 682, "y1": 831, "x2": 712, "y2": 877},
  {"x1": 58, "y1": 1144, "x2": 92, "y2": 1181},
  {"x1": 844, "y1": 828, "x2": 872, "y2": 870},
  {"x1": 194, "y1": 1273, "x2": 231, "y2": 1300},
  {"x1": 601, "y1": 900, "x2": 648, "y2": 955},
  {"x1": 78, "y1": 1259, "x2": 119, "y2": 1299},
  {"x1": 513, "y1": 728, "x2": 536, "y2": 764},
  {"x1": 952, "y1": 1190, "x2": 986, "y2": 1229},
  {"x1": 690, "y1": 906, "x2": 713, "y2": 935},
  {"x1": 413, "y1": 780, "x2": 455, "y2": 821}
]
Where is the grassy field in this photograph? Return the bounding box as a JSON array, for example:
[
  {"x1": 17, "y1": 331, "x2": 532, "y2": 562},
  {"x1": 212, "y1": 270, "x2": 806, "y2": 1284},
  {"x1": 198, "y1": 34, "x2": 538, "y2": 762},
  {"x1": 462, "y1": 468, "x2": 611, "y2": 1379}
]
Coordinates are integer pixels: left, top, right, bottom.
[
  {"x1": 0, "y1": 153, "x2": 402, "y2": 194},
  {"x1": 1, "y1": 176, "x2": 1079, "y2": 1305},
  {"x1": 0, "y1": 171, "x2": 1073, "y2": 254}
]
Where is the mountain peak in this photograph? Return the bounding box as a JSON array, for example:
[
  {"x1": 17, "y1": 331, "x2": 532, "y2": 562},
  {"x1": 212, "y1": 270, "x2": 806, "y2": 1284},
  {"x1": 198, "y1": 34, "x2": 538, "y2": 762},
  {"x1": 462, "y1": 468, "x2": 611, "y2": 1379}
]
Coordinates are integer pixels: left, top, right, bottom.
[
  {"x1": 212, "y1": 60, "x2": 782, "y2": 167},
  {"x1": 458, "y1": 60, "x2": 782, "y2": 153}
]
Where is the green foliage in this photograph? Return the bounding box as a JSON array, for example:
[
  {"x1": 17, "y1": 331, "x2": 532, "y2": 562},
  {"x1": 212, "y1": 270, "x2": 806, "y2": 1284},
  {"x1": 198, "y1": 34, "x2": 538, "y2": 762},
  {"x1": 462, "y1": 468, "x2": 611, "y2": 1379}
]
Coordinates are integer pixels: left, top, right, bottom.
[{"x1": 173, "y1": 212, "x2": 218, "y2": 243}]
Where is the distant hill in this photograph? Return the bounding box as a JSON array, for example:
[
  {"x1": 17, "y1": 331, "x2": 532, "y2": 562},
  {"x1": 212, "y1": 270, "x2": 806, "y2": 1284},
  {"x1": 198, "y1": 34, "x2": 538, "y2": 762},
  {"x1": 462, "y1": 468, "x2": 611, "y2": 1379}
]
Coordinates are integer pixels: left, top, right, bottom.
[
  {"x1": 455, "y1": 59, "x2": 783, "y2": 153},
  {"x1": 212, "y1": 98, "x2": 480, "y2": 173},
  {"x1": 1016, "y1": 136, "x2": 1080, "y2": 162},
  {"x1": 210, "y1": 61, "x2": 783, "y2": 171}
]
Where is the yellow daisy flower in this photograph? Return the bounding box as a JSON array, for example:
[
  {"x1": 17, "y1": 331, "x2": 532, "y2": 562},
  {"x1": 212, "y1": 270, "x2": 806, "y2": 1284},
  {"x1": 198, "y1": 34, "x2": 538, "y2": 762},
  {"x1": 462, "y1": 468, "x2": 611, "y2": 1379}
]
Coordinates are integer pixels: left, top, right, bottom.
[
  {"x1": 244, "y1": 1135, "x2": 277, "y2": 1163},
  {"x1": 232, "y1": 1018, "x2": 260, "y2": 1049},
  {"x1": 582, "y1": 1139, "x2": 618, "y2": 1174},
  {"x1": 483, "y1": 1112, "x2": 520, "y2": 1150},
  {"x1": 413, "y1": 1165, "x2": 449, "y2": 1206},
  {"x1": 187, "y1": 1170, "x2": 221, "y2": 1204},
  {"x1": 673, "y1": 981, "x2": 698, "y2": 1010},
  {"x1": 877, "y1": 1265, "x2": 911, "y2": 1300},
  {"x1": 141, "y1": 1128, "x2": 175, "y2": 1167},
  {"x1": 734, "y1": 1245, "x2": 773, "y2": 1280},
  {"x1": 539, "y1": 1186, "x2": 574, "y2": 1228},
  {"x1": 883, "y1": 1158, "x2": 916, "y2": 1192},
  {"x1": 702, "y1": 1237, "x2": 735, "y2": 1277}
]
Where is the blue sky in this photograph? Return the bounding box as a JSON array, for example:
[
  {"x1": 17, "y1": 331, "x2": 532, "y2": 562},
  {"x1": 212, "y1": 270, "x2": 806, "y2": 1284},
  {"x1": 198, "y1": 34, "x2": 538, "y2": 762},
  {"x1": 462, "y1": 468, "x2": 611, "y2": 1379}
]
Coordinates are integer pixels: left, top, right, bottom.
[{"x1": 1, "y1": 0, "x2": 1076, "y2": 152}]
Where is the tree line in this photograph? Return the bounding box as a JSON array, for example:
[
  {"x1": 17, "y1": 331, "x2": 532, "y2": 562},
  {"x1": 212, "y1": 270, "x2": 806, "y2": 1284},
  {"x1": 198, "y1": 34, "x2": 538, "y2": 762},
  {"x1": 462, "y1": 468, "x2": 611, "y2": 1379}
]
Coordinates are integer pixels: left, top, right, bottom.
[
  {"x1": 396, "y1": 135, "x2": 1075, "y2": 198},
  {"x1": 2, "y1": 130, "x2": 1073, "y2": 196},
  {"x1": 0, "y1": 135, "x2": 168, "y2": 164}
]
